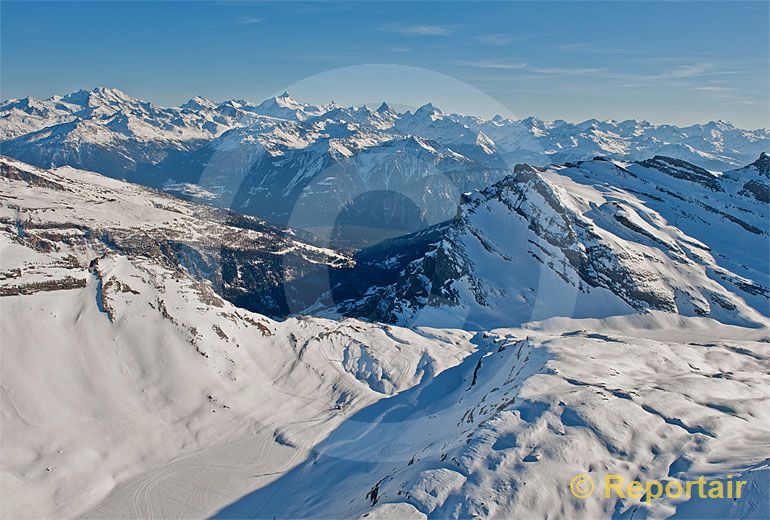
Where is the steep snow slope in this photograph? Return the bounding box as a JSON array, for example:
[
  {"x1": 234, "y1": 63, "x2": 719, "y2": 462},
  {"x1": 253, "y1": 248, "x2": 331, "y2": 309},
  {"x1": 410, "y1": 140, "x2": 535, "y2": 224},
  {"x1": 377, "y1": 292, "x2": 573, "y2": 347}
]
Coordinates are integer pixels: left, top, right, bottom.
[
  {"x1": 0, "y1": 160, "x2": 473, "y2": 519},
  {"x1": 0, "y1": 249, "x2": 472, "y2": 519},
  {"x1": 334, "y1": 157, "x2": 769, "y2": 328},
  {"x1": 216, "y1": 316, "x2": 770, "y2": 519}
]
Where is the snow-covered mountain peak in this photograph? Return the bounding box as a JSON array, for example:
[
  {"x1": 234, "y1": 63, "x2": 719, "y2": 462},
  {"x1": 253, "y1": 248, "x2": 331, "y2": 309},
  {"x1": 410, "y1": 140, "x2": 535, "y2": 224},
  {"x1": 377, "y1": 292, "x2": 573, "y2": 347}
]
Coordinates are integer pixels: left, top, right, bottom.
[
  {"x1": 723, "y1": 152, "x2": 770, "y2": 197},
  {"x1": 709, "y1": 119, "x2": 735, "y2": 130},
  {"x1": 334, "y1": 154, "x2": 768, "y2": 328},
  {"x1": 3, "y1": 96, "x2": 49, "y2": 114},
  {"x1": 413, "y1": 102, "x2": 444, "y2": 119},
  {"x1": 1, "y1": 87, "x2": 768, "y2": 232},
  {"x1": 270, "y1": 91, "x2": 302, "y2": 108},
  {"x1": 90, "y1": 85, "x2": 135, "y2": 101},
  {"x1": 58, "y1": 88, "x2": 93, "y2": 106},
  {"x1": 251, "y1": 92, "x2": 327, "y2": 121},
  {"x1": 475, "y1": 130, "x2": 496, "y2": 153},
  {"x1": 181, "y1": 95, "x2": 218, "y2": 110},
  {"x1": 61, "y1": 86, "x2": 148, "y2": 115}
]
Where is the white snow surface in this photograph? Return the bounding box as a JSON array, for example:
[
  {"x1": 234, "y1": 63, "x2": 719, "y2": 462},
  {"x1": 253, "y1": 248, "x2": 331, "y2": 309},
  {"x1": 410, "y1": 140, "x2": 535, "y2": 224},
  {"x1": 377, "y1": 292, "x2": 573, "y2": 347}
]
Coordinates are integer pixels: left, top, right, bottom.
[
  {"x1": 0, "y1": 156, "x2": 768, "y2": 519},
  {"x1": 217, "y1": 316, "x2": 770, "y2": 520},
  {"x1": 0, "y1": 158, "x2": 470, "y2": 518}
]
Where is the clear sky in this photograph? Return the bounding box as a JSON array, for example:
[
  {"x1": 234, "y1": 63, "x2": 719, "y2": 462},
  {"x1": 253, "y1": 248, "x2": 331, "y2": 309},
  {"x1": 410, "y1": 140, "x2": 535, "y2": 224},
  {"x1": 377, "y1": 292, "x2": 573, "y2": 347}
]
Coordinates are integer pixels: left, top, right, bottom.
[{"x1": 2, "y1": 1, "x2": 768, "y2": 128}]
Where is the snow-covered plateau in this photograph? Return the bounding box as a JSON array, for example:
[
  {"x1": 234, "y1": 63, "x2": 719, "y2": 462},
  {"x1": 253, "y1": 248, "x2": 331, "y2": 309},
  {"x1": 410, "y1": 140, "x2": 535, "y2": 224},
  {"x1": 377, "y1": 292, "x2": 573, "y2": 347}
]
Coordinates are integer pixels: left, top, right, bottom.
[{"x1": 0, "y1": 116, "x2": 768, "y2": 519}]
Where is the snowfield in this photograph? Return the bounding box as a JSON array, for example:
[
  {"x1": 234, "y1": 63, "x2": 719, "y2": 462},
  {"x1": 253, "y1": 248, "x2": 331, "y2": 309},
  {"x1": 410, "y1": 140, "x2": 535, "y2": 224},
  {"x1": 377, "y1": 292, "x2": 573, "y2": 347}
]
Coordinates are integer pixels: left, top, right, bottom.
[
  {"x1": 1, "y1": 233, "x2": 471, "y2": 519},
  {"x1": 1, "y1": 156, "x2": 768, "y2": 519},
  {"x1": 217, "y1": 316, "x2": 770, "y2": 519}
]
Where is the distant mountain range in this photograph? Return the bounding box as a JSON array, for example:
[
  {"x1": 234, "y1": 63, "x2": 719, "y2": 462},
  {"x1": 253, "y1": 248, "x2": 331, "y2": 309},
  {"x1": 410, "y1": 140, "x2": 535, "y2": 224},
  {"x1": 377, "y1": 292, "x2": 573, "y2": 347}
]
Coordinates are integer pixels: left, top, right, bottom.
[{"x1": 2, "y1": 88, "x2": 768, "y2": 247}]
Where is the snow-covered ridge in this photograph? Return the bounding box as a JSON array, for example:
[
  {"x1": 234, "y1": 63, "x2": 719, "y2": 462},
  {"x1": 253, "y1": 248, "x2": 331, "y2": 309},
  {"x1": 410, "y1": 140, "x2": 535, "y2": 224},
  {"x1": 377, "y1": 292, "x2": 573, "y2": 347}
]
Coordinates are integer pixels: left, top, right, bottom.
[
  {"x1": 333, "y1": 156, "x2": 769, "y2": 329},
  {"x1": 217, "y1": 320, "x2": 770, "y2": 519},
  {"x1": 0, "y1": 155, "x2": 474, "y2": 518},
  {"x1": 0, "y1": 236, "x2": 472, "y2": 518}
]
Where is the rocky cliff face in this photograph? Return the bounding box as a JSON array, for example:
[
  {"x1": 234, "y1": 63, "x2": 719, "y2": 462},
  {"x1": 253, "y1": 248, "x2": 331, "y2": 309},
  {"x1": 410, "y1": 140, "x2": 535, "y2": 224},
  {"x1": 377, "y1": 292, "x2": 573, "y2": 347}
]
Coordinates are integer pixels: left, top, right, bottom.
[{"x1": 0, "y1": 156, "x2": 350, "y2": 318}]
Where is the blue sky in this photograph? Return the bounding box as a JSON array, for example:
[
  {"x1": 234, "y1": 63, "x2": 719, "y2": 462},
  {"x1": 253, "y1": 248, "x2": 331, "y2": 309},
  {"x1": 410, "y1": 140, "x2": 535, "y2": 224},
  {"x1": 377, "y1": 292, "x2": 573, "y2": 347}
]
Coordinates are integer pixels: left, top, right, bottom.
[{"x1": 2, "y1": 1, "x2": 768, "y2": 128}]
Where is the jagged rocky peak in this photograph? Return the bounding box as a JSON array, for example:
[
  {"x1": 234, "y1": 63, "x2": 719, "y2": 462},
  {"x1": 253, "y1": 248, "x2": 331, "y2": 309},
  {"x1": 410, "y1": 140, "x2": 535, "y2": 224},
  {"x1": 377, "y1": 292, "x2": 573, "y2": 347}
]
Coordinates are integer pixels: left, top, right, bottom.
[
  {"x1": 751, "y1": 151, "x2": 769, "y2": 177},
  {"x1": 513, "y1": 162, "x2": 541, "y2": 173},
  {"x1": 723, "y1": 152, "x2": 770, "y2": 202}
]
